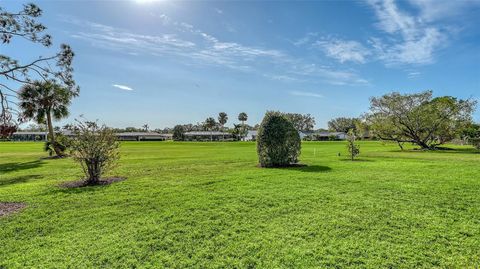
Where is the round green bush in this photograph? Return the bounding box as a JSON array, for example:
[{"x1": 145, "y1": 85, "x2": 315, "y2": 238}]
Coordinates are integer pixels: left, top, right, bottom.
[{"x1": 257, "y1": 111, "x2": 301, "y2": 167}]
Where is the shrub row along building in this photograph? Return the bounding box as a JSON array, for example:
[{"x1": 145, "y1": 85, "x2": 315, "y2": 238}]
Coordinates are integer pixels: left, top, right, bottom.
[
  {"x1": 10, "y1": 131, "x2": 348, "y2": 141},
  {"x1": 11, "y1": 131, "x2": 172, "y2": 141}
]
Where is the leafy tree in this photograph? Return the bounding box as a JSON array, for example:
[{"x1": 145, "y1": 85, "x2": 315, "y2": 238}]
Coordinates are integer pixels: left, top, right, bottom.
[
  {"x1": 1, "y1": 3, "x2": 78, "y2": 125},
  {"x1": 238, "y1": 112, "x2": 248, "y2": 139},
  {"x1": 461, "y1": 123, "x2": 480, "y2": 139},
  {"x1": 125, "y1": 127, "x2": 139, "y2": 132},
  {"x1": 366, "y1": 91, "x2": 476, "y2": 150},
  {"x1": 218, "y1": 112, "x2": 228, "y2": 127},
  {"x1": 67, "y1": 120, "x2": 120, "y2": 185},
  {"x1": 0, "y1": 93, "x2": 17, "y2": 138},
  {"x1": 218, "y1": 112, "x2": 228, "y2": 140},
  {"x1": 328, "y1": 117, "x2": 360, "y2": 133},
  {"x1": 18, "y1": 81, "x2": 77, "y2": 156},
  {"x1": 231, "y1": 123, "x2": 247, "y2": 141},
  {"x1": 44, "y1": 133, "x2": 69, "y2": 156},
  {"x1": 257, "y1": 111, "x2": 301, "y2": 167},
  {"x1": 461, "y1": 123, "x2": 480, "y2": 149},
  {"x1": 346, "y1": 129, "x2": 360, "y2": 161},
  {"x1": 204, "y1": 117, "x2": 216, "y2": 141},
  {"x1": 172, "y1": 125, "x2": 185, "y2": 141},
  {"x1": 238, "y1": 112, "x2": 248, "y2": 124},
  {"x1": 284, "y1": 113, "x2": 316, "y2": 132},
  {"x1": 20, "y1": 123, "x2": 47, "y2": 132}
]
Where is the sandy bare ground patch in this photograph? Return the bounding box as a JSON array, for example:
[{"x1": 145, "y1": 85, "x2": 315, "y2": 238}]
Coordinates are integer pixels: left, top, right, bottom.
[{"x1": 0, "y1": 202, "x2": 26, "y2": 217}]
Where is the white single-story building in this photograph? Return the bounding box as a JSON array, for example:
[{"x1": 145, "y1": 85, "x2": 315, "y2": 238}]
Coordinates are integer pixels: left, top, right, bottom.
[
  {"x1": 11, "y1": 131, "x2": 48, "y2": 141},
  {"x1": 306, "y1": 132, "x2": 347, "y2": 141},
  {"x1": 243, "y1": 130, "x2": 308, "y2": 141},
  {"x1": 243, "y1": 130, "x2": 257, "y2": 141},
  {"x1": 10, "y1": 131, "x2": 173, "y2": 141},
  {"x1": 184, "y1": 131, "x2": 233, "y2": 141},
  {"x1": 115, "y1": 132, "x2": 172, "y2": 141}
]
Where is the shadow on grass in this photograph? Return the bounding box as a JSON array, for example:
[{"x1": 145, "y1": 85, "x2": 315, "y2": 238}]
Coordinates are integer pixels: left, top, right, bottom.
[
  {"x1": 339, "y1": 159, "x2": 375, "y2": 162},
  {"x1": 50, "y1": 183, "x2": 104, "y2": 195},
  {"x1": 388, "y1": 147, "x2": 480, "y2": 155},
  {"x1": 0, "y1": 160, "x2": 44, "y2": 174},
  {"x1": 0, "y1": 174, "x2": 42, "y2": 186},
  {"x1": 281, "y1": 165, "x2": 332, "y2": 173},
  {"x1": 50, "y1": 177, "x2": 126, "y2": 195},
  {"x1": 428, "y1": 148, "x2": 480, "y2": 154}
]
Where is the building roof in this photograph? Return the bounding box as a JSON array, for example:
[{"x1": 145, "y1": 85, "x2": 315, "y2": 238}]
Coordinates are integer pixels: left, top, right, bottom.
[
  {"x1": 184, "y1": 131, "x2": 230, "y2": 136},
  {"x1": 115, "y1": 132, "x2": 172, "y2": 137},
  {"x1": 313, "y1": 132, "x2": 346, "y2": 137},
  {"x1": 13, "y1": 131, "x2": 173, "y2": 137},
  {"x1": 13, "y1": 131, "x2": 47, "y2": 135}
]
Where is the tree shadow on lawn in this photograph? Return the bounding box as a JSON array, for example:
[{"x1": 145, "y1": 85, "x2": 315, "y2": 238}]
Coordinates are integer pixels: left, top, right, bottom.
[
  {"x1": 388, "y1": 147, "x2": 480, "y2": 155},
  {"x1": 339, "y1": 158, "x2": 375, "y2": 162},
  {"x1": 49, "y1": 183, "x2": 106, "y2": 195},
  {"x1": 428, "y1": 147, "x2": 480, "y2": 154},
  {"x1": 0, "y1": 174, "x2": 42, "y2": 187},
  {"x1": 280, "y1": 165, "x2": 332, "y2": 173},
  {"x1": 0, "y1": 160, "x2": 44, "y2": 174},
  {"x1": 50, "y1": 177, "x2": 126, "y2": 195}
]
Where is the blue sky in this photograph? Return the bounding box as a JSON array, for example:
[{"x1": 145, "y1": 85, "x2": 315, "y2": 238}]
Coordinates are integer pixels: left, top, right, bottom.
[{"x1": 3, "y1": 0, "x2": 480, "y2": 128}]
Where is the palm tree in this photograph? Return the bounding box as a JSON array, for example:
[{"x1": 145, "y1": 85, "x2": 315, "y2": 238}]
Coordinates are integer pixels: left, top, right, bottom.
[
  {"x1": 204, "y1": 117, "x2": 216, "y2": 141},
  {"x1": 142, "y1": 124, "x2": 149, "y2": 132},
  {"x1": 18, "y1": 80, "x2": 77, "y2": 156},
  {"x1": 238, "y1": 112, "x2": 248, "y2": 125},
  {"x1": 218, "y1": 112, "x2": 228, "y2": 141},
  {"x1": 238, "y1": 112, "x2": 248, "y2": 140}
]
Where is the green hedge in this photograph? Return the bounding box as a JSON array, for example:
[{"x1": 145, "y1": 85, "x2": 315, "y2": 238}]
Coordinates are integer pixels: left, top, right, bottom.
[{"x1": 257, "y1": 111, "x2": 301, "y2": 167}]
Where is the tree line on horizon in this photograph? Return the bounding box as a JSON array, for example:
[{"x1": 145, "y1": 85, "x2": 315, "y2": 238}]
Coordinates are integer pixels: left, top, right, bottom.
[
  {"x1": 3, "y1": 3, "x2": 480, "y2": 154},
  {"x1": 3, "y1": 2, "x2": 480, "y2": 185}
]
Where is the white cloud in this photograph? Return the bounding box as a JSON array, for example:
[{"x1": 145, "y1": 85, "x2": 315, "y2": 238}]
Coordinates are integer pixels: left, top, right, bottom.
[
  {"x1": 293, "y1": 0, "x2": 475, "y2": 66},
  {"x1": 288, "y1": 63, "x2": 369, "y2": 86},
  {"x1": 66, "y1": 15, "x2": 368, "y2": 86},
  {"x1": 408, "y1": 0, "x2": 480, "y2": 22},
  {"x1": 366, "y1": 0, "x2": 447, "y2": 65},
  {"x1": 315, "y1": 38, "x2": 370, "y2": 64},
  {"x1": 113, "y1": 84, "x2": 134, "y2": 91},
  {"x1": 293, "y1": 32, "x2": 318, "y2": 46},
  {"x1": 407, "y1": 71, "x2": 421, "y2": 78},
  {"x1": 289, "y1": 90, "x2": 323, "y2": 98},
  {"x1": 264, "y1": 74, "x2": 302, "y2": 82},
  {"x1": 214, "y1": 8, "x2": 224, "y2": 14}
]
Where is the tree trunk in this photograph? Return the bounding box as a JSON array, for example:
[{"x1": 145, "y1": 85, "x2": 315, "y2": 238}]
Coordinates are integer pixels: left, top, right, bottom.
[
  {"x1": 86, "y1": 158, "x2": 100, "y2": 185},
  {"x1": 351, "y1": 135, "x2": 355, "y2": 161},
  {"x1": 46, "y1": 110, "x2": 62, "y2": 156},
  {"x1": 417, "y1": 140, "x2": 432, "y2": 150},
  {"x1": 397, "y1": 141, "x2": 404, "y2": 151},
  {"x1": 241, "y1": 121, "x2": 245, "y2": 140}
]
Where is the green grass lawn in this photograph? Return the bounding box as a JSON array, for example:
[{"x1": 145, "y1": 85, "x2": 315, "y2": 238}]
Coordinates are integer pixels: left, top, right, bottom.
[{"x1": 1, "y1": 141, "x2": 480, "y2": 268}]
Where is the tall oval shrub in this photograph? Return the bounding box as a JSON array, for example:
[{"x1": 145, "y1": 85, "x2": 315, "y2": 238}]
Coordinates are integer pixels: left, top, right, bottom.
[{"x1": 257, "y1": 111, "x2": 301, "y2": 167}]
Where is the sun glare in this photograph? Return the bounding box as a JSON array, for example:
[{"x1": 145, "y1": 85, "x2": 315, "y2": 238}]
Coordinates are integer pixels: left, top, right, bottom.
[{"x1": 135, "y1": 0, "x2": 158, "y2": 4}]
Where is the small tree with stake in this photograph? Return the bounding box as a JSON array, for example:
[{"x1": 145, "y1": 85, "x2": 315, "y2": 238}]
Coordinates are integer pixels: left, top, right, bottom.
[
  {"x1": 346, "y1": 129, "x2": 360, "y2": 161},
  {"x1": 68, "y1": 120, "x2": 120, "y2": 185}
]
